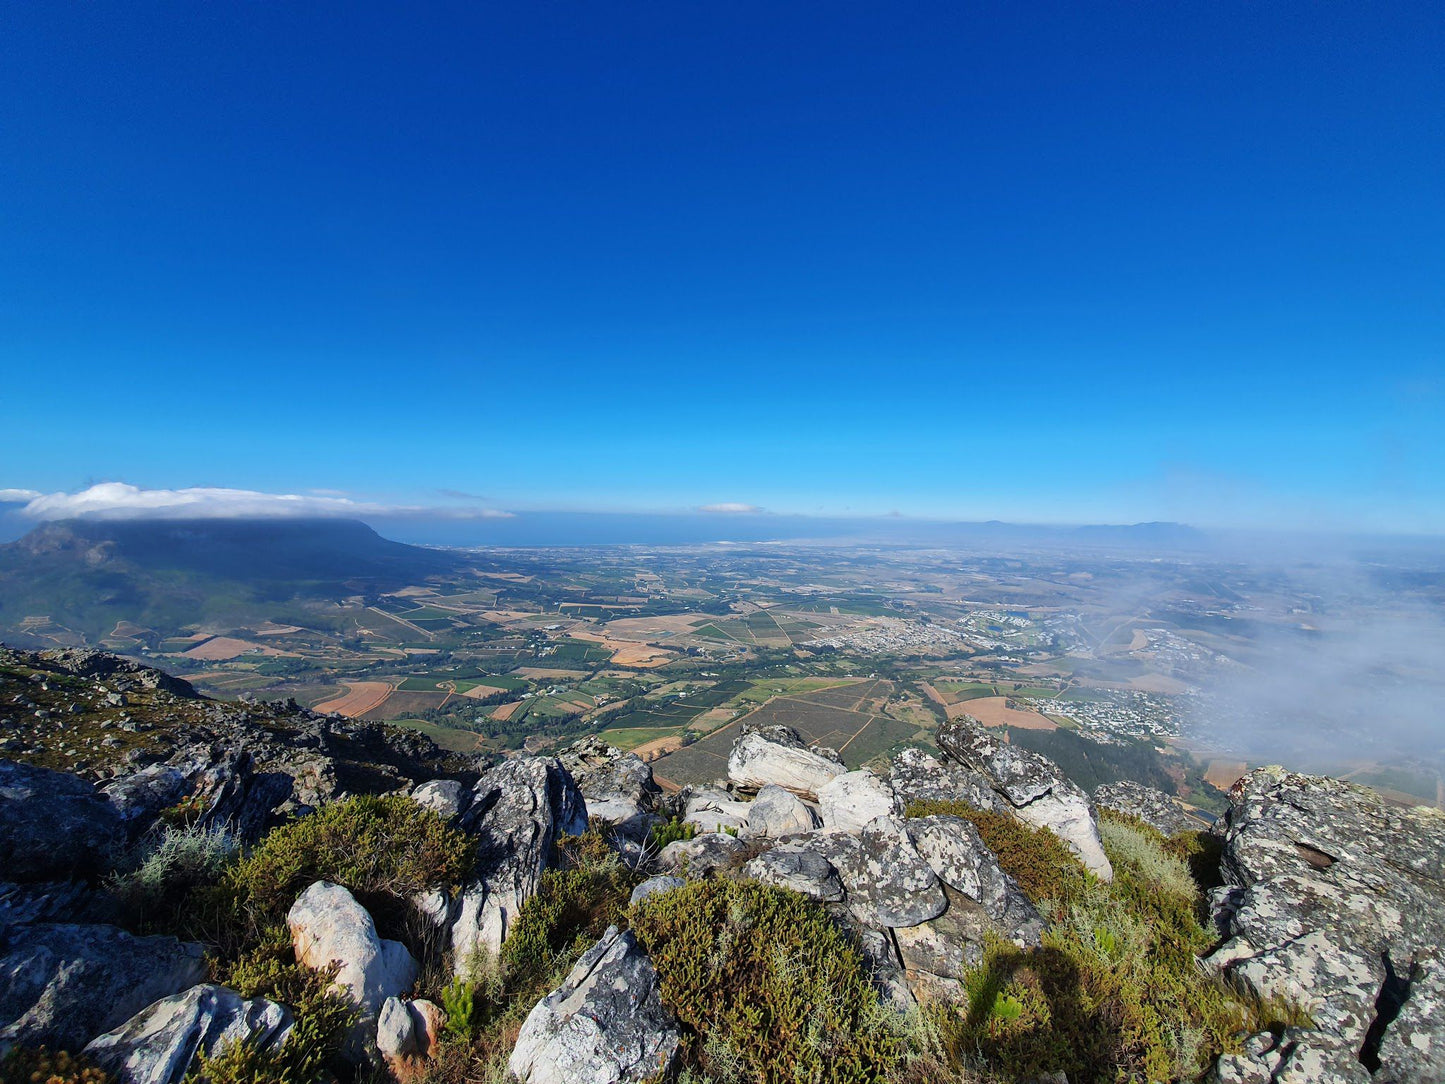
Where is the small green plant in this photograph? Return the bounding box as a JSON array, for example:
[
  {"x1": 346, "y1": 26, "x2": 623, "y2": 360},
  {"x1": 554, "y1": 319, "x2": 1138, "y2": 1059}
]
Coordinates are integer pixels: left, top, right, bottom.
[
  {"x1": 650, "y1": 815, "x2": 696, "y2": 850},
  {"x1": 109, "y1": 821, "x2": 238, "y2": 933},
  {"x1": 439, "y1": 977, "x2": 477, "y2": 1040}
]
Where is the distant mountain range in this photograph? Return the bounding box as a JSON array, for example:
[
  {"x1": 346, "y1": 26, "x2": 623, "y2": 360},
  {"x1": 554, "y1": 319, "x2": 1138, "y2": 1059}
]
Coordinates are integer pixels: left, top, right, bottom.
[{"x1": 0, "y1": 517, "x2": 462, "y2": 645}]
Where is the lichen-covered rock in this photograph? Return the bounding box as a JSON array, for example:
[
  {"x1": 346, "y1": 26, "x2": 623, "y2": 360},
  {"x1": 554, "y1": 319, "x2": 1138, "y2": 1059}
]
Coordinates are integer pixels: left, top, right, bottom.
[
  {"x1": 450, "y1": 756, "x2": 587, "y2": 969},
  {"x1": 816, "y1": 770, "x2": 900, "y2": 833},
  {"x1": 287, "y1": 881, "x2": 417, "y2": 1015},
  {"x1": 83, "y1": 984, "x2": 291, "y2": 1084},
  {"x1": 409, "y1": 779, "x2": 466, "y2": 821},
  {"x1": 888, "y1": 747, "x2": 1001, "y2": 813},
  {"x1": 741, "y1": 783, "x2": 818, "y2": 839},
  {"x1": 658, "y1": 832, "x2": 747, "y2": 878},
  {"x1": 557, "y1": 737, "x2": 660, "y2": 817},
  {"x1": 508, "y1": 925, "x2": 679, "y2": 1084},
  {"x1": 1203, "y1": 768, "x2": 1445, "y2": 1083},
  {"x1": 1208, "y1": 1026, "x2": 1371, "y2": 1084},
  {"x1": 629, "y1": 875, "x2": 685, "y2": 907},
  {"x1": 0, "y1": 758, "x2": 125, "y2": 880},
  {"x1": 742, "y1": 847, "x2": 845, "y2": 902},
  {"x1": 936, "y1": 720, "x2": 1112, "y2": 879},
  {"x1": 805, "y1": 819, "x2": 945, "y2": 929},
  {"x1": 727, "y1": 725, "x2": 844, "y2": 797},
  {"x1": 0, "y1": 924, "x2": 206, "y2": 1050},
  {"x1": 1093, "y1": 780, "x2": 1203, "y2": 836},
  {"x1": 905, "y1": 815, "x2": 1043, "y2": 945}
]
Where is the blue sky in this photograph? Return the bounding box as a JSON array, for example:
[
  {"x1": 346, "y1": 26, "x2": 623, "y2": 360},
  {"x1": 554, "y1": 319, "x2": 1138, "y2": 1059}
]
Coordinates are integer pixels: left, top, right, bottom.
[{"x1": 2, "y1": 2, "x2": 1441, "y2": 534}]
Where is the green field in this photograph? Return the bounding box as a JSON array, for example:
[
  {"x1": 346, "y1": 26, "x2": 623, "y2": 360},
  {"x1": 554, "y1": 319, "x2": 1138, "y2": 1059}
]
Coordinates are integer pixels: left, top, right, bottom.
[
  {"x1": 599, "y1": 726, "x2": 682, "y2": 751},
  {"x1": 390, "y1": 717, "x2": 484, "y2": 754}
]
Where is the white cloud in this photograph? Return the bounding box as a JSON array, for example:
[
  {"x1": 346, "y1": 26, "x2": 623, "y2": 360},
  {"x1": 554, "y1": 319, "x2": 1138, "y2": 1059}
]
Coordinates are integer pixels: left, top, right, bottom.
[
  {"x1": 699, "y1": 502, "x2": 762, "y2": 514},
  {"x1": 14, "y1": 482, "x2": 514, "y2": 521},
  {"x1": 0, "y1": 489, "x2": 42, "y2": 503}
]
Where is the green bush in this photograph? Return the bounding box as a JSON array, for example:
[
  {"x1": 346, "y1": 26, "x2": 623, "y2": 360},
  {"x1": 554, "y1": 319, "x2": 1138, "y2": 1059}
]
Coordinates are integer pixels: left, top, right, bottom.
[
  {"x1": 108, "y1": 821, "x2": 239, "y2": 934},
  {"x1": 650, "y1": 815, "x2": 697, "y2": 850},
  {"x1": 630, "y1": 879, "x2": 907, "y2": 1083},
  {"x1": 203, "y1": 926, "x2": 358, "y2": 1084},
  {"x1": 189, "y1": 794, "x2": 472, "y2": 955},
  {"x1": 0, "y1": 1048, "x2": 108, "y2": 1084},
  {"x1": 904, "y1": 800, "x2": 1089, "y2": 906}
]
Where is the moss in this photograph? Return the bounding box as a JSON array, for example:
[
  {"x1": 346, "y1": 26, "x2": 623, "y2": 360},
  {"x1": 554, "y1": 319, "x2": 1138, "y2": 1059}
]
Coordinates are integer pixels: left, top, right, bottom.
[{"x1": 630, "y1": 879, "x2": 907, "y2": 1084}]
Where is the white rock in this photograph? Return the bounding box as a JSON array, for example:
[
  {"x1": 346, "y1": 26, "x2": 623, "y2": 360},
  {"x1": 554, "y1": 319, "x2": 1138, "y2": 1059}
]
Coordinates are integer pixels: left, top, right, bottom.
[
  {"x1": 684, "y1": 788, "x2": 751, "y2": 833},
  {"x1": 84, "y1": 984, "x2": 291, "y2": 1084},
  {"x1": 287, "y1": 881, "x2": 417, "y2": 1015},
  {"x1": 816, "y1": 770, "x2": 901, "y2": 834},
  {"x1": 376, "y1": 995, "x2": 418, "y2": 1057},
  {"x1": 410, "y1": 779, "x2": 466, "y2": 820},
  {"x1": 727, "y1": 731, "x2": 845, "y2": 797},
  {"x1": 742, "y1": 784, "x2": 818, "y2": 838}
]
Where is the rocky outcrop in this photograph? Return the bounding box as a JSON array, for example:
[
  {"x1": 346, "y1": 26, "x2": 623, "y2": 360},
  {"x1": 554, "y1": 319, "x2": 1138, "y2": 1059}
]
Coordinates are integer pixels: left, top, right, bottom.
[
  {"x1": 786, "y1": 820, "x2": 946, "y2": 929},
  {"x1": 743, "y1": 847, "x2": 844, "y2": 902},
  {"x1": 727, "y1": 725, "x2": 844, "y2": 797},
  {"x1": 682, "y1": 787, "x2": 752, "y2": 834},
  {"x1": 557, "y1": 737, "x2": 660, "y2": 827},
  {"x1": 409, "y1": 779, "x2": 467, "y2": 821},
  {"x1": 450, "y1": 757, "x2": 588, "y2": 968},
  {"x1": 0, "y1": 758, "x2": 125, "y2": 880},
  {"x1": 100, "y1": 765, "x2": 189, "y2": 837},
  {"x1": 0, "y1": 924, "x2": 206, "y2": 1050},
  {"x1": 508, "y1": 925, "x2": 679, "y2": 1084},
  {"x1": 888, "y1": 747, "x2": 1001, "y2": 813},
  {"x1": 741, "y1": 783, "x2": 817, "y2": 839},
  {"x1": 288, "y1": 881, "x2": 417, "y2": 1016},
  {"x1": 1093, "y1": 780, "x2": 1203, "y2": 836},
  {"x1": 937, "y1": 720, "x2": 1112, "y2": 879},
  {"x1": 83, "y1": 984, "x2": 292, "y2": 1084},
  {"x1": 629, "y1": 875, "x2": 685, "y2": 907},
  {"x1": 817, "y1": 770, "x2": 900, "y2": 833},
  {"x1": 905, "y1": 815, "x2": 1044, "y2": 945},
  {"x1": 658, "y1": 832, "x2": 748, "y2": 878},
  {"x1": 1203, "y1": 768, "x2": 1445, "y2": 1084}
]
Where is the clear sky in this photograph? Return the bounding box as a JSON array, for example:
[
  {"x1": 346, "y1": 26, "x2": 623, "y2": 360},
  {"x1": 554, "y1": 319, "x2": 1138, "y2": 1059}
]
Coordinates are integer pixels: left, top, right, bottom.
[{"x1": 2, "y1": 2, "x2": 1441, "y2": 534}]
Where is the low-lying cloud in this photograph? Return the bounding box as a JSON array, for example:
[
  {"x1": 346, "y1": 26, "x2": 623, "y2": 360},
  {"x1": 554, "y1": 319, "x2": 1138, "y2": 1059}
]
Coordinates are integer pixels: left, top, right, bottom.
[
  {"x1": 9, "y1": 482, "x2": 515, "y2": 521},
  {"x1": 699, "y1": 502, "x2": 763, "y2": 514}
]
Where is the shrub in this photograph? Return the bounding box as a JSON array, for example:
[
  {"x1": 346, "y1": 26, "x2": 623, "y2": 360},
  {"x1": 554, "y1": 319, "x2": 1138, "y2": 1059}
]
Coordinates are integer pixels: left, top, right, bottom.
[
  {"x1": 108, "y1": 821, "x2": 239, "y2": 933},
  {"x1": 904, "y1": 800, "x2": 1089, "y2": 906},
  {"x1": 189, "y1": 795, "x2": 472, "y2": 955},
  {"x1": 650, "y1": 815, "x2": 696, "y2": 851},
  {"x1": 630, "y1": 879, "x2": 907, "y2": 1083},
  {"x1": 203, "y1": 925, "x2": 358, "y2": 1084},
  {"x1": 0, "y1": 1048, "x2": 107, "y2": 1084}
]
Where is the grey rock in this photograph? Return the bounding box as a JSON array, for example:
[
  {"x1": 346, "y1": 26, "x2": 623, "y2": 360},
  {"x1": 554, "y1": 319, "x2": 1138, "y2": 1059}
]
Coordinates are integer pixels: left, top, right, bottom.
[
  {"x1": 803, "y1": 821, "x2": 945, "y2": 928},
  {"x1": 742, "y1": 784, "x2": 818, "y2": 839},
  {"x1": 888, "y1": 746, "x2": 1001, "y2": 812},
  {"x1": 375, "y1": 995, "x2": 418, "y2": 1057},
  {"x1": 629, "y1": 875, "x2": 686, "y2": 907},
  {"x1": 743, "y1": 846, "x2": 844, "y2": 902},
  {"x1": 84, "y1": 984, "x2": 292, "y2": 1084},
  {"x1": 450, "y1": 756, "x2": 588, "y2": 969},
  {"x1": 508, "y1": 925, "x2": 679, "y2": 1084},
  {"x1": 557, "y1": 736, "x2": 660, "y2": 814},
  {"x1": 1208, "y1": 1026, "x2": 1371, "y2": 1084},
  {"x1": 0, "y1": 923, "x2": 206, "y2": 1050},
  {"x1": 936, "y1": 721, "x2": 1112, "y2": 879},
  {"x1": 410, "y1": 779, "x2": 466, "y2": 820},
  {"x1": 288, "y1": 881, "x2": 417, "y2": 1015},
  {"x1": 1203, "y1": 768, "x2": 1445, "y2": 1084},
  {"x1": 100, "y1": 766, "x2": 190, "y2": 837},
  {"x1": 816, "y1": 770, "x2": 901, "y2": 834},
  {"x1": 0, "y1": 758, "x2": 125, "y2": 880},
  {"x1": 1093, "y1": 780, "x2": 1204, "y2": 836},
  {"x1": 683, "y1": 787, "x2": 751, "y2": 834},
  {"x1": 727, "y1": 725, "x2": 845, "y2": 797},
  {"x1": 0, "y1": 880, "x2": 113, "y2": 930},
  {"x1": 658, "y1": 832, "x2": 748, "y2": 878},
  {"x1": 906, "y1": 815, "x2": 1044, "y2": 945}
]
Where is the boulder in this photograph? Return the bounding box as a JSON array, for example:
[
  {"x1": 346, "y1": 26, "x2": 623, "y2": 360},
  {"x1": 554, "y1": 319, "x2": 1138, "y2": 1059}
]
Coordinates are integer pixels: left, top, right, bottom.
[
  {"x1": 83, "y1": 984, "x2": 291, "y2": 1084},
  {"x1": 409, "y1": 779, "x2": 466, "y2": 821},
  {"x1": 683, "y1": 788, "x2": 751, "y2": 834},
  {"x1": 408, "y1": 999, "x2": 444, "y2": 1056},
  {"x1": 658, "y1": 832, "x2": 748, "y2": 879},
  {"x1": 508, "y1": 925, "x2": 678, "y2": 1084},
  {"x1": 1202, "y1": 768, "x2": 1445, "y2": 1083},
  {"x1": 888, "y1": 747, "x2": 1001, "y2": 813},
  {"x1": 742, "y1": 847, "x2": 844, "y2": 903},
  {"x1": 0, "y1": 923, "x2": 205, "y2": 1050},
  {"x1": 816, "y1": 770, "x2": 900, "y2": 833},
  {"x1": 936, "y1": 721, "x2": 1112, "y2": 879},
  {"x1": 287, "y1": 881, "x2": 417, "y2": 1015},
  {"x1": 376, "y1": 995, "x2": 418, "y2": 1057},
  {"x1": 1093, "y1": 780, "x2": 1203, "y2": 836},
  {"x1": 0, "y1": 759, "x2": 125, "y2": 880},
  {"x1": 727, "y1": 726, "x2": 844, "y2": 797},
  {"x1": 800, "y1": 820, "x2": 945, "y2": 928},
  {"x1": 557, "y1": 737, "x2": 660, "y2": 815},
  {"x1": 450, "y1": 757, "x2": 588, "y2": 969},
  {"x1": 100, "y1": 766, "x2": 190, "y2": 838},
  {"x1": 742, "y1": 784, "x2": 819, "y2": 839},
  {"x1": 1209, "y1": 1026, "x2": 1371, "y2": 1084},
  {"x1": 629, "y1": 875, "x2": 685, "y2": 907},
  {"x1": 0, "y1": 880, "x2": 113, "y2": 930},
  {"x1": 906, "y1": 815, "x2": 1044, "y2": 945}
]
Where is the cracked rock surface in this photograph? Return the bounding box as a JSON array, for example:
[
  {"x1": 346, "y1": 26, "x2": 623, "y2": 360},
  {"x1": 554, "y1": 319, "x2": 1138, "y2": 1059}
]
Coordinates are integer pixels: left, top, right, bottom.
[{"x1": 1204, "y1": 767, "x2": 1445, "y2": 1083}]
